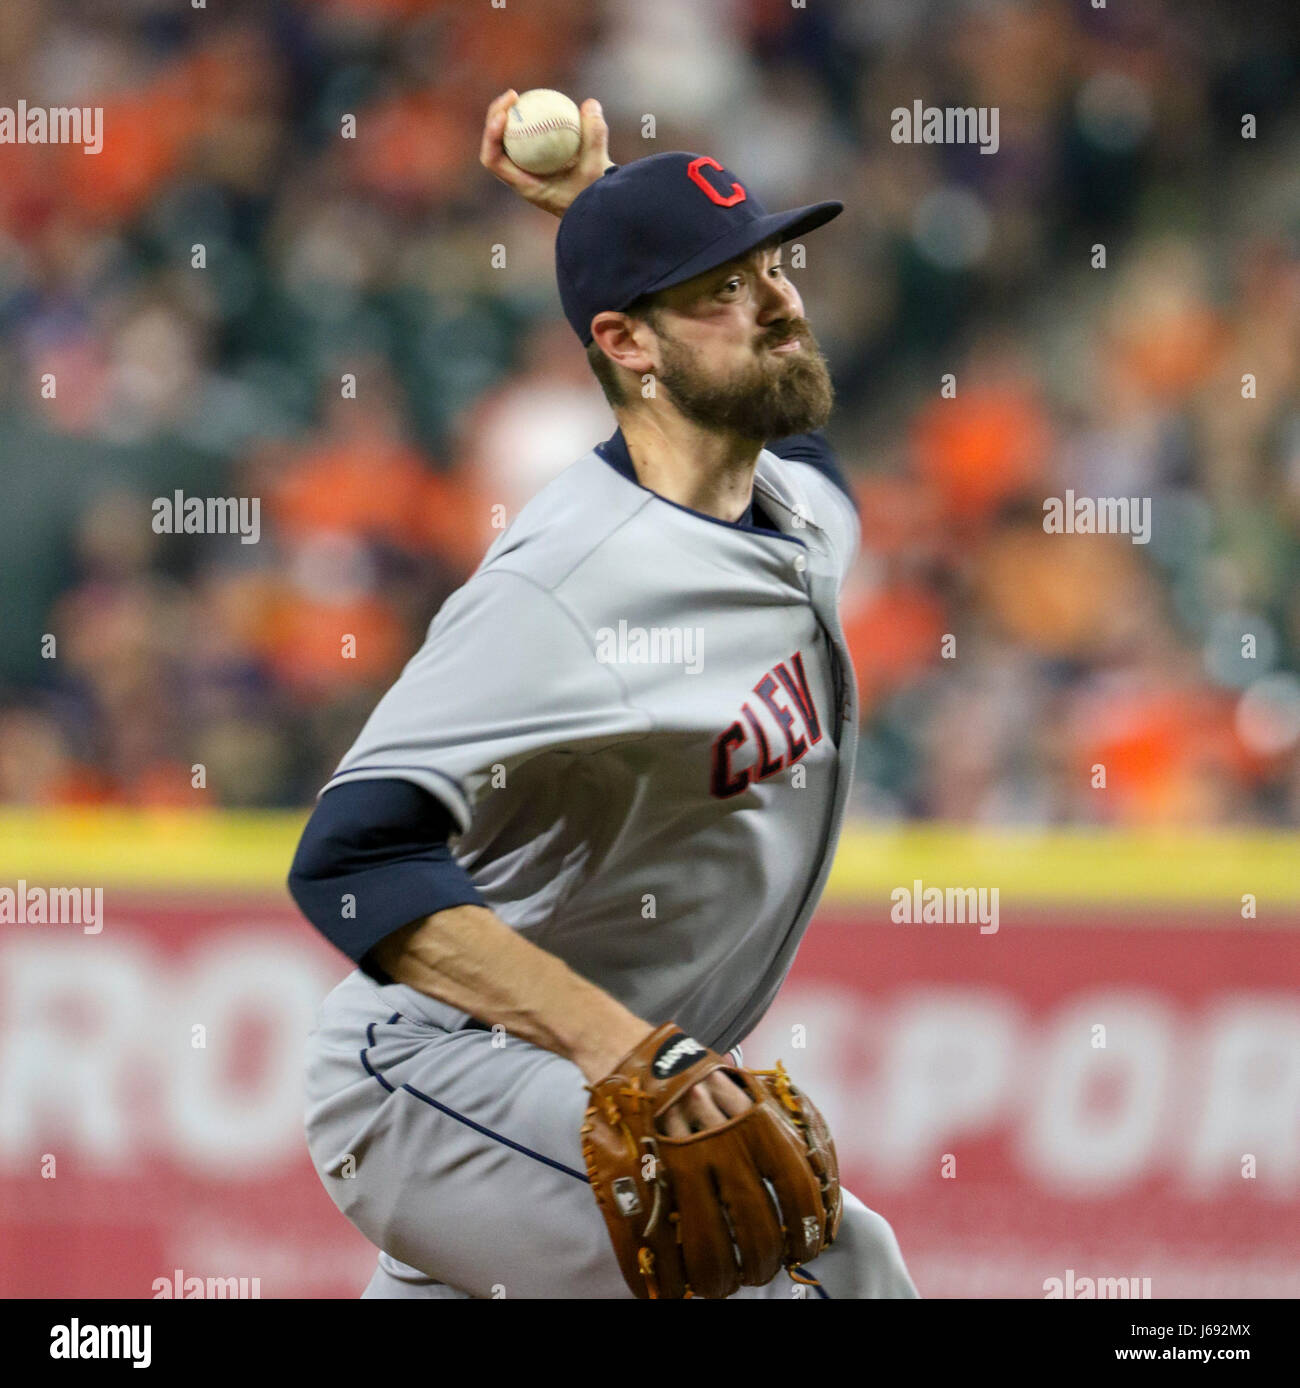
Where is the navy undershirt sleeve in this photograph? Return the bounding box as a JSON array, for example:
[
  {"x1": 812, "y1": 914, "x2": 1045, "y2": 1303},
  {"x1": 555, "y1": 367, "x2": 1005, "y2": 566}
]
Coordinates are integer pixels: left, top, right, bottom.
[
  {"x1": 287, "y1": 778, "x2": 485, "y2": 982},
  {"x1": 767, "y1": 429, "x2": 858, "y2": 511}
]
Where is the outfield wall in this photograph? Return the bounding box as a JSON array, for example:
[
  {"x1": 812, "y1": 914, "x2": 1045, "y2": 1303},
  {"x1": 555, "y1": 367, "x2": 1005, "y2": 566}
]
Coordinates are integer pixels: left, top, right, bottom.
[{"x1": 1, "y1": 814, "x2": 1296, "y2": 1298}]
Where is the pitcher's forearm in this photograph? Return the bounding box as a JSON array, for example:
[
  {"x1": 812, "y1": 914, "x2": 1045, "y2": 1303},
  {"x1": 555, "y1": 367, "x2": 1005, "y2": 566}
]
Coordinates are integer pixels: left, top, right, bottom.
[{"x1": 372, "y1": 905, "x2": 651, "y2": 1082}]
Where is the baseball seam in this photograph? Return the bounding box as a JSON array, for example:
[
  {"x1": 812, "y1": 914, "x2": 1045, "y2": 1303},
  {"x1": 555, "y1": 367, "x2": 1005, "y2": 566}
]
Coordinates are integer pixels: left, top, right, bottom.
[{"x1": 509, "y1": 118, "x2": 580, "y2": 138}]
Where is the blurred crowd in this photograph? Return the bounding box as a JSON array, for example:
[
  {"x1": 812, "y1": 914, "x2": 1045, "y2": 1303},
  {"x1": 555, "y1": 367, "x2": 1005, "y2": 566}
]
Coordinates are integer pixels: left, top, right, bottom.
[{"x1": 1, "y1": 0, "x2": 1298, "y2": 824}]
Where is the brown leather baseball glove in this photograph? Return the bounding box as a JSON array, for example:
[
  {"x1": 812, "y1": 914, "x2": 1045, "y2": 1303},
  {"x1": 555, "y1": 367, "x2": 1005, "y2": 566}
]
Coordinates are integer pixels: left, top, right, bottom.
[{"x1": 580, "y1": 1023, "x2": 842, "y2": 1298}]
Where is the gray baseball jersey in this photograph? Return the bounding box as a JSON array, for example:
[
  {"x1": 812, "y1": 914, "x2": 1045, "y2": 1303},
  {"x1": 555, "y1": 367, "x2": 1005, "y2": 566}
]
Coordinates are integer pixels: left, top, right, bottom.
[
  {"x1": 302, "y1": 436, "x2": 921, "y2": 1297},
  {"x1": 320, "y1": 438, "x2": 860, "y2": 1054}
]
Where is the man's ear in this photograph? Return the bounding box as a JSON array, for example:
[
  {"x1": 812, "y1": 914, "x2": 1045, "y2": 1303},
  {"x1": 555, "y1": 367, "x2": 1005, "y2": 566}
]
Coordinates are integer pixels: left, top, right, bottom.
[{"x1": 591, "y1": 311, "x2": 656, "y2": 378}]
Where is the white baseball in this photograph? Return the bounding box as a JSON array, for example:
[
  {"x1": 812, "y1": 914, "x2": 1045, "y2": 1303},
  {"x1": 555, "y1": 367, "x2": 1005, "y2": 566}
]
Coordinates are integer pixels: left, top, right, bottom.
[{"x1": 503, "y1": 89, "x2": 583, "y2": 176}]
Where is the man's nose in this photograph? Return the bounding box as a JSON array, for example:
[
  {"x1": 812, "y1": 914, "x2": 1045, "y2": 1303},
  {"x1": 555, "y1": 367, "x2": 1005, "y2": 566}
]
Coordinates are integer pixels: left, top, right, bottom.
[{"x1": 757, "y1": 274, "x2": 803, "y2": 324}]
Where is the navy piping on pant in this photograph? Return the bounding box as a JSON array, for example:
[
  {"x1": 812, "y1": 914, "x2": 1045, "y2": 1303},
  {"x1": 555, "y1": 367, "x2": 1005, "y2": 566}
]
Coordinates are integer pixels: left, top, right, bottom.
[
  {"x1": 358, "y1": 1014, "x2": 586, "y2": 1180},
  {"x1": 356, "y1": 1014, "x2": 830, "y2": 1297}
]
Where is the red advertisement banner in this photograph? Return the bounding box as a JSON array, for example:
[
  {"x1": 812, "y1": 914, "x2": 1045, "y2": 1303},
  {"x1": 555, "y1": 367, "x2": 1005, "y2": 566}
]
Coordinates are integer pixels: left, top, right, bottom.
[
  {"x1": 2, "y1": 895, "x2": 1297, "y2": 1297},
  {"x1": 749, "y1": 908, "x2": 1300, "y2": 1298}
]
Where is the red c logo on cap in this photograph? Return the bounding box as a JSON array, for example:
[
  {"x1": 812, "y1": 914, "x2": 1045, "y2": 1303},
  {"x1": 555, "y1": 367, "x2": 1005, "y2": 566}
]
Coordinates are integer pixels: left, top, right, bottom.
[{"x1": 687, "y1": 156, "x2": 747, "y2": 208}]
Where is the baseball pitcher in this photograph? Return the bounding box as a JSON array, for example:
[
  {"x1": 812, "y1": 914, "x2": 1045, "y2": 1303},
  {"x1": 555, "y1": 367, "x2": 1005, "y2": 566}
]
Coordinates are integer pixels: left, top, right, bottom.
[{"x1": 289, "y1": 90, "x2": 918, "y2": 1300}]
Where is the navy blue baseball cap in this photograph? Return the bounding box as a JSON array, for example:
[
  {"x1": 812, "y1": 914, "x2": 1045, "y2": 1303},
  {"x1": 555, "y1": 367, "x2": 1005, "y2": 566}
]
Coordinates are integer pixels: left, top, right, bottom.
[{"x1": 556, "y1": 152, "x2": 843, "y2": 346}]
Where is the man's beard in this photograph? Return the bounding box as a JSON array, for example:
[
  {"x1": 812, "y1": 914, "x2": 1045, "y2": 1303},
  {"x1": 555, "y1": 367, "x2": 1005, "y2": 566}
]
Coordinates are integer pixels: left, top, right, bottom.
[{"x1": 654, "y1": 317, "x2": 834, "y2": 441}]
